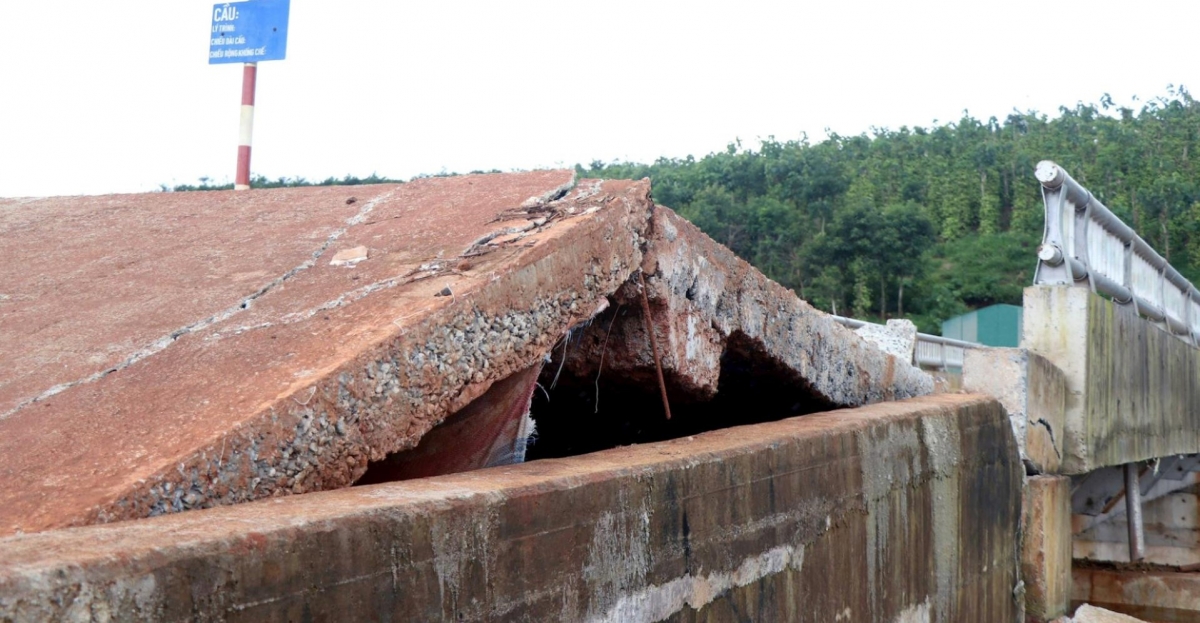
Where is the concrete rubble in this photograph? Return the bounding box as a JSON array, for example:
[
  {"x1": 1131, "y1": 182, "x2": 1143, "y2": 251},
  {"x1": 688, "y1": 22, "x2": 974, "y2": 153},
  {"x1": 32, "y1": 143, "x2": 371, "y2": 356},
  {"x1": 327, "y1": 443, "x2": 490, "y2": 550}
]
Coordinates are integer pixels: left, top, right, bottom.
[
  {"x1": 854, "y1": 318, "x2": 918, "y2": 363},
  {"x1": 1055, "y1": 604, "x2": 1148, "y2": 622},
  {"x1": 0, "y1": 171, "x2": 933, "y2": 536}
]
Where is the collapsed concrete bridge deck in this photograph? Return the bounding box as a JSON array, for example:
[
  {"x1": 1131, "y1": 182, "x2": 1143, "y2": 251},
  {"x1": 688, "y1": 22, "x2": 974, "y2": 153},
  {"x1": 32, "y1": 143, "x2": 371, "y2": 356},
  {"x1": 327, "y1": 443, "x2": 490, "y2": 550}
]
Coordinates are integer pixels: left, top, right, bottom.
[
  {"x1": 0, "y1": 172, "x2": 931, "y2": 538},
  {"x1": 15, "y1": 165, "x2": 1200, "y2": 621}
]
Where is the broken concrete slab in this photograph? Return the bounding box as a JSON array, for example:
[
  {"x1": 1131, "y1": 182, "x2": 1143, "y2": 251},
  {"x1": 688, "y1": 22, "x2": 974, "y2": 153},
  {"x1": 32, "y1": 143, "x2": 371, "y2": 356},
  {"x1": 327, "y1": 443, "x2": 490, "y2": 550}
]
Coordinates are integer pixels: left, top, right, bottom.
[
  {"x1": 963, "y1": 347, "x2": 1067, "y2": 473},
  {"x1": 0, "y1": 171, "x2": 650, "y2": 535},
  {"x1": 1068, "y1": 604, "x2": 1148, "y2": 623},
  {"x1": 0, "y1": 393, "x2": 1022, "y2": 622},
  {"x1": 0, "y1": 172, "x2": 934, "y2": 537},
  {"x1": 523, "y1": 206, "x2": 934, "y2": 459},
  {"x1": 855, "y1": 318, "x2": 918, "y2": 363},
  {"x1": 547, "y1": 207, "x2": 933, "y2": 410}
]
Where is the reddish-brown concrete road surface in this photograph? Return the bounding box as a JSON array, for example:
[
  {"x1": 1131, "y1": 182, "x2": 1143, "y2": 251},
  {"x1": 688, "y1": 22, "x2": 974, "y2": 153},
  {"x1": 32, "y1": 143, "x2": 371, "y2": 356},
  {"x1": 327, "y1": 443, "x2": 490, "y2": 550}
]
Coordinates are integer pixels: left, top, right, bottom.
[
  {"x1": 0, "y1": 171, "x2": 629, "y2": 534},
  {"x1": 0, "y1": 171, "x2": 932, "y2": 537}
]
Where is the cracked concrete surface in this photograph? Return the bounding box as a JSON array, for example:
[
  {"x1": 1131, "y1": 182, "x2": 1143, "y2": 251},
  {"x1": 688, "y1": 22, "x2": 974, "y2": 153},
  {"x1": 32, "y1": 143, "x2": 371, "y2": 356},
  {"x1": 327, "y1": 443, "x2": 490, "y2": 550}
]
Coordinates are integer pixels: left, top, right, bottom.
[
  {"x1": 0, "y1": 187, "x2": 383, "y2": 418},
  {"x1": 0, "y1": 188, "x2": 399, "y2": 420},
  {"x1": 0, "y1": 171, "x2": 934, "y2": 536},
  {"x1": 963, "y1": 347, "x2": 1067, "y2": 473}
]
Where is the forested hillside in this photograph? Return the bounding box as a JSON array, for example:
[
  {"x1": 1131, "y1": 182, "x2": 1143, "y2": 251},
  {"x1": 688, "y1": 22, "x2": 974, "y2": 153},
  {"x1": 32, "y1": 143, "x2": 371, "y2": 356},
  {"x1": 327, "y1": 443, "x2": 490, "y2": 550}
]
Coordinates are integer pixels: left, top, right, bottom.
[
  {"x1": 169, "y1": 88, "x2": 1200, "y2": 334},
  {"x1": 579, "y1": 87, "x2": 1200, "y2": 333}
]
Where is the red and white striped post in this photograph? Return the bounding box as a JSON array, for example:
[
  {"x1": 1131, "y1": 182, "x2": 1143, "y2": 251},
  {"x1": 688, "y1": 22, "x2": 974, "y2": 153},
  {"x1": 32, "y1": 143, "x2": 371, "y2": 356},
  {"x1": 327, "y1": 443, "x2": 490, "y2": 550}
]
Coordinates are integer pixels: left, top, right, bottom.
[{"x1": 235, "y1": 62, "x2": 257, "y2": 191}]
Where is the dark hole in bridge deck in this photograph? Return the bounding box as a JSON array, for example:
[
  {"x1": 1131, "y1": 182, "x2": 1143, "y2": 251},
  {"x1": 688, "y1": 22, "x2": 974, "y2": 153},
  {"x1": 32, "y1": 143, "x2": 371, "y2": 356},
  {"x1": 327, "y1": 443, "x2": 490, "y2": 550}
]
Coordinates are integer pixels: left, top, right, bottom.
[
  {"x1": 524, "y1": 332, "x2": 838, "y2": 460},
  {"x1": 357, "y1": 314, "x2": 838, "y2": 485}
]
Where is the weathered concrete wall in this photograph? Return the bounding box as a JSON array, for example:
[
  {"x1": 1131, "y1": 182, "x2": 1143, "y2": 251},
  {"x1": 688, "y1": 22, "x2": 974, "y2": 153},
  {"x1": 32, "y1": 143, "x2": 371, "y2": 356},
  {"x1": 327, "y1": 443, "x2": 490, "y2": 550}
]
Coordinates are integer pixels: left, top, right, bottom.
[
  {"x1": 0, "y1": 394, "x2": 1021, "y2": 622},
  {"x1": 1023, "y1": 286, "x2": 1200, "y2": 474},
  {"x1": 1022, "y1": 476, "x2": 1072, "y2": 622},
  {"x1": 964, "y1": 347, "x2": 1067, "y2": 473},
  {"x1": 1073, "y1": 566, "x2": 1200, "y2": 622}
]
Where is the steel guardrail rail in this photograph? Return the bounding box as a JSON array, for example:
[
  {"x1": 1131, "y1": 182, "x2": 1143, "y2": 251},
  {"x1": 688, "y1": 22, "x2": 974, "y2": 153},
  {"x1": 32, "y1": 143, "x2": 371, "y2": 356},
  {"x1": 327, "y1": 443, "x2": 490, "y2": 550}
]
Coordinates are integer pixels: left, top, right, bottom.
[{"x1": 1034, "y1": 160, "x2": 1200, "y2": 343}]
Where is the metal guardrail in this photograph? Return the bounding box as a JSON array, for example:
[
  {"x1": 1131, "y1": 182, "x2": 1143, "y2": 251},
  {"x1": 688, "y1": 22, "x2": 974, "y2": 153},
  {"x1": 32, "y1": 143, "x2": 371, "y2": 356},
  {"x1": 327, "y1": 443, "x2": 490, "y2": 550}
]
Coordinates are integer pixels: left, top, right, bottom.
[
  {"x1": 1034, "y1": 160, "x2": 1200, "y2": 344},
  {"x1": 914, "y1": 338, "x2": 967, "y2": 370},
  {"x1": 831, "y1": 315, "x2": 979, "y2": 370}
]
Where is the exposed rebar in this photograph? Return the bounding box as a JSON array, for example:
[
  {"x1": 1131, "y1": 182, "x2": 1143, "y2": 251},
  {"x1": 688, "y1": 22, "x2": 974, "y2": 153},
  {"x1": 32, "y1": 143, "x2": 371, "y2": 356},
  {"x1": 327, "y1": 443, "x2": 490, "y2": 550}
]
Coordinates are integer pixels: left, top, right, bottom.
[{"x1": 638, "y1": 271, "x2": 672, "y2": 420}]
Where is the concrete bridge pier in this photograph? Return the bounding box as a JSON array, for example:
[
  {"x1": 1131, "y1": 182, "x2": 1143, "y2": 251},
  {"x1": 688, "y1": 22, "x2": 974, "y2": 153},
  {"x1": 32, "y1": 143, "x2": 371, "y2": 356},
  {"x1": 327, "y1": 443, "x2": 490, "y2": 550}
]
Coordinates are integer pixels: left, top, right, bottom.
[
  {"x1": 969, "y1": 282, "x2": 1200, "y2": 621},
  {"x1": 964, "y1": 346, "x2": 1073, "y2": 622},
  {"x1": 1020, "y1": 475, "x2": 1073, "y2": 621},
  {"x1": 962, "y1": 282, "x2": 1200, "y2": 621}
]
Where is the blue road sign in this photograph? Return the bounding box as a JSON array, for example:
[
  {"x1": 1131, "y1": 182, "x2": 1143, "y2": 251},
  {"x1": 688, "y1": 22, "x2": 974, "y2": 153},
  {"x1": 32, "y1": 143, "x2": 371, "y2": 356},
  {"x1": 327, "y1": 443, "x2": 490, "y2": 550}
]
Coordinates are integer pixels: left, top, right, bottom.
[{"x1": 209, "y1": 0, "x2": 290, "y2": 64}]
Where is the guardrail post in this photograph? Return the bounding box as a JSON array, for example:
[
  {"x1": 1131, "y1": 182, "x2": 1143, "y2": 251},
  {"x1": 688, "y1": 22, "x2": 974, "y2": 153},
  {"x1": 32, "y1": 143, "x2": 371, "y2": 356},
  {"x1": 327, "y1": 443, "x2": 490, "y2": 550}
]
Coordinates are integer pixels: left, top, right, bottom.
[
  {"x1": 1124, "y1": 241, "x2": 1138, "y2": 316},
  {"x1": 1034, "y1": 162, "x2": 1073, "y2": 286}
]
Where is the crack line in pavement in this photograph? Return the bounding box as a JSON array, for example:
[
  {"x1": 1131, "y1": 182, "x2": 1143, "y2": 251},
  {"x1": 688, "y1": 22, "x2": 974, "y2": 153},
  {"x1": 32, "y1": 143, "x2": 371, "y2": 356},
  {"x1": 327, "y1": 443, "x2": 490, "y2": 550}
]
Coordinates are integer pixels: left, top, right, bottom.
[
  {"x1": 206, "y1": 267, "x2": 451, "y2": 341},
  {"x1": 0, "y1": 188, "x2": 399, "y2": 421}
]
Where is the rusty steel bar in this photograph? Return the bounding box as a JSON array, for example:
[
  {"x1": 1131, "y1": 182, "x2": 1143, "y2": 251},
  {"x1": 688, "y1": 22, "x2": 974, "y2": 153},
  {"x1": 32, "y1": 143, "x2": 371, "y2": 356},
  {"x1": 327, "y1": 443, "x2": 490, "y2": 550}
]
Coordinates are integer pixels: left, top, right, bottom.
[
  {"x1": 638, "y1": 271, "x2": 672, "y2": 420},
  {"x1": 1124, "y1": 462, "x2": 1146, "y2": 562}
]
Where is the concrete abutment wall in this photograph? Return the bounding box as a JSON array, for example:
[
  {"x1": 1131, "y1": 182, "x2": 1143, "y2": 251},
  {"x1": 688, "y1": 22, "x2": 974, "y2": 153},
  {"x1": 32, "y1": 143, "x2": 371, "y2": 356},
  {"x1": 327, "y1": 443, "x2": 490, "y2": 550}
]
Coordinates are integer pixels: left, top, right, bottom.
[
  {"x1": 1023, "y1": 285, "x2": 1200, "y2": 474},
  {"x1": 0, "y1": 394, "x2": 1021, "y2": 622},
  {"x1": 1009, "y1": 284, "x2": 1200, "y2": 620}
]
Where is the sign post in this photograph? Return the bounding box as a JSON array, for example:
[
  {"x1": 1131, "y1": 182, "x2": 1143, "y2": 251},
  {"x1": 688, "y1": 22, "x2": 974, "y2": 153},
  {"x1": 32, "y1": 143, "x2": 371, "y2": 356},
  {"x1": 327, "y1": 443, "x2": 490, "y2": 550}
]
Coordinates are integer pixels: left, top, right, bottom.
[{"x1": 208, "y1": 1, "x2": 290, "y2": 190}]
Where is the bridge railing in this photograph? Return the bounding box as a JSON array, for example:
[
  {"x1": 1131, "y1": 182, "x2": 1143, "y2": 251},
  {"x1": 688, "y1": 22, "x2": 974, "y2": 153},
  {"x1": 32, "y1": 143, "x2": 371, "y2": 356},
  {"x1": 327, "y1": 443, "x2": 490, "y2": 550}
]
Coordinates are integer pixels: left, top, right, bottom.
[
  {"x1": 831, "y1": 315, "x2": 979, "y2": 370},
  {"x1": 1034, "y1": 160, "x2": 1200, "y2": 344},
  {"x1": 913, "y1": 336, "x2": 971, "y2": 370}
]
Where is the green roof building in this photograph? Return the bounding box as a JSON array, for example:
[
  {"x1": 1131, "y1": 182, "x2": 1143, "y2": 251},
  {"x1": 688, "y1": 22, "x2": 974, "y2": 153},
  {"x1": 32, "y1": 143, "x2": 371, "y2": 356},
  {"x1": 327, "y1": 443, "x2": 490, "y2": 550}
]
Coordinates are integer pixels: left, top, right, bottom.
[{"x1": 941, "y1": 304, "x2": 1023, "y2": 347}]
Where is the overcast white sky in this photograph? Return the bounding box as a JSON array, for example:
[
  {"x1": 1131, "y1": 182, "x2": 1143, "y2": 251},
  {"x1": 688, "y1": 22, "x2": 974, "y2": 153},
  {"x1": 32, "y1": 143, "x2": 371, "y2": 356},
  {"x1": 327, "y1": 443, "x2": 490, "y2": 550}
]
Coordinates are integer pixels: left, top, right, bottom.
[{"x1": 1, "y1": 1, "x2": 1197, "y2": 197}]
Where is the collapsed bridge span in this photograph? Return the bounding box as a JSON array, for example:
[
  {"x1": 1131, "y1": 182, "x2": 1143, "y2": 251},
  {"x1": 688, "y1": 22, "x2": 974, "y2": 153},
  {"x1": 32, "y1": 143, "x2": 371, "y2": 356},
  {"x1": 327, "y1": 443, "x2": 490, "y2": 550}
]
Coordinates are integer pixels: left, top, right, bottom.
[{"x1": 0, "y1": 171, "x2": 932, "y2": 538}]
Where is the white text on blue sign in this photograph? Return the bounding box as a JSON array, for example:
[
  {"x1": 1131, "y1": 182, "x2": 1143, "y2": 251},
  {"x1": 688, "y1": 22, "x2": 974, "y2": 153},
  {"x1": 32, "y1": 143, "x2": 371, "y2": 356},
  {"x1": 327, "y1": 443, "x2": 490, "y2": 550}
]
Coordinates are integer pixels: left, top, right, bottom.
[{"x1": 208, "y1": 0, "x2": 290, "y2": 65}]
